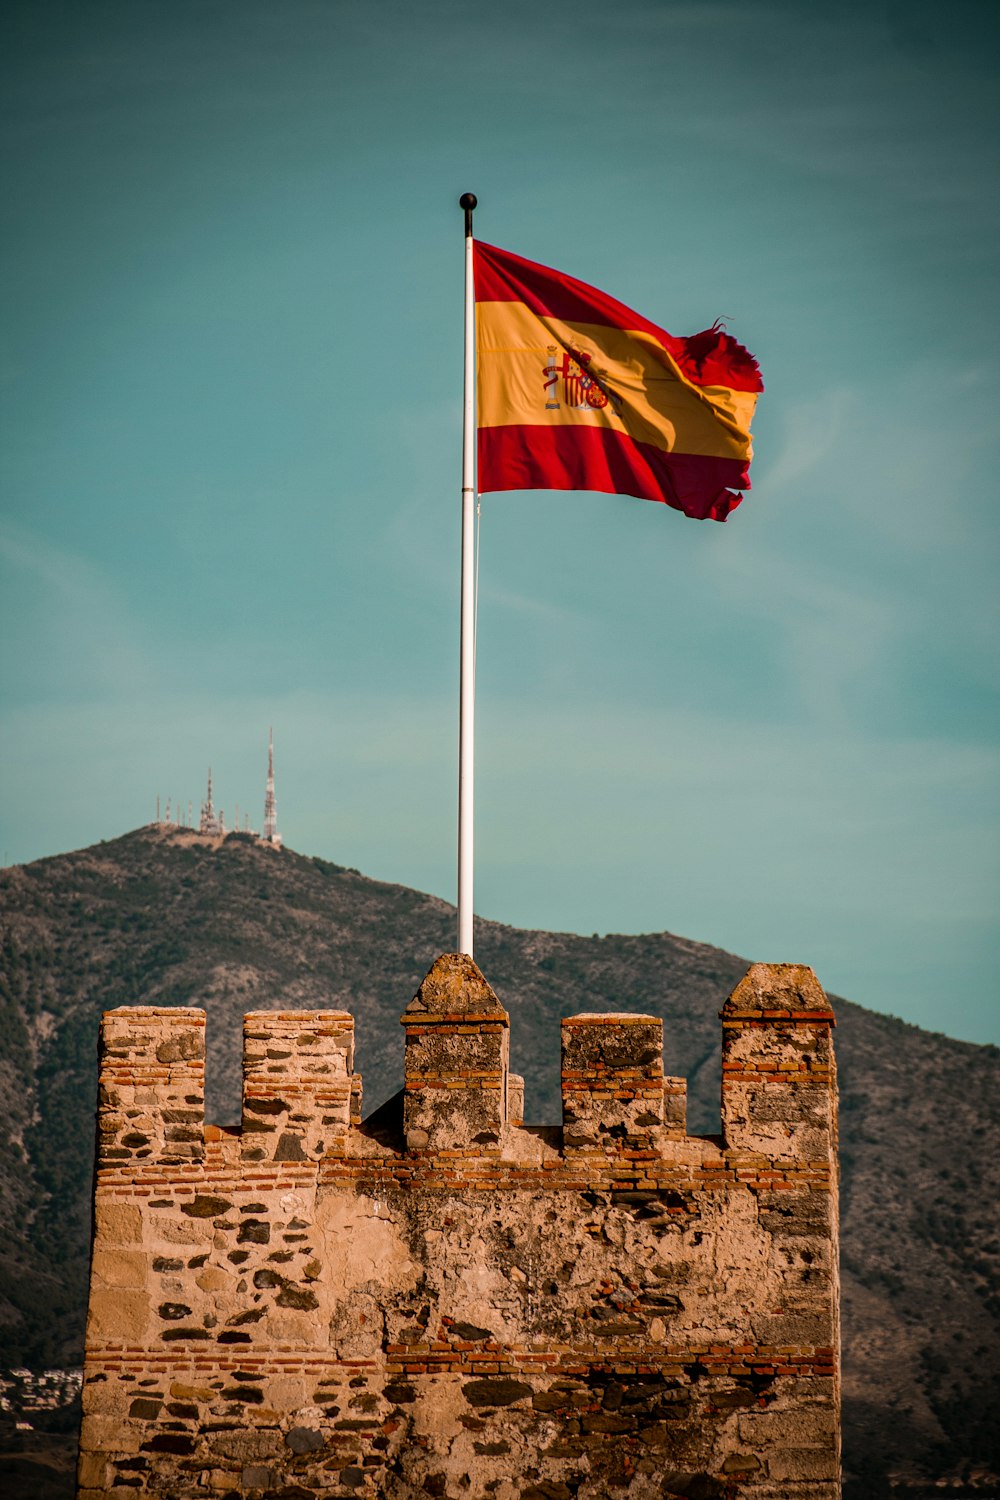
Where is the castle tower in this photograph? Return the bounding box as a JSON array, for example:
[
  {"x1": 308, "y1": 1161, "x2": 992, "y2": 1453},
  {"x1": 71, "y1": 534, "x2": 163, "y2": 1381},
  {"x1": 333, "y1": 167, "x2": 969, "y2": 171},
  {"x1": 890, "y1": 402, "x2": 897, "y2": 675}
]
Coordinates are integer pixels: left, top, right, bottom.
[
  {"x1": 263, "y1": 727, "x2": 282, "y2": 847},
  {"x1": 77, "y1": 958, "x2": 841, "y2": 1499}
]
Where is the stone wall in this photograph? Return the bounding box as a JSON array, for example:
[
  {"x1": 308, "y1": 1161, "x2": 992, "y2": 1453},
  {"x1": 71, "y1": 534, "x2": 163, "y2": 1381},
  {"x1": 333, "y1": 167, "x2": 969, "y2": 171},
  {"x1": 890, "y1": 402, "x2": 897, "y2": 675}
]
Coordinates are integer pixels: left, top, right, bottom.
[{"x1": 77, "y1": 955, "x2": 840, "y2": 1499}]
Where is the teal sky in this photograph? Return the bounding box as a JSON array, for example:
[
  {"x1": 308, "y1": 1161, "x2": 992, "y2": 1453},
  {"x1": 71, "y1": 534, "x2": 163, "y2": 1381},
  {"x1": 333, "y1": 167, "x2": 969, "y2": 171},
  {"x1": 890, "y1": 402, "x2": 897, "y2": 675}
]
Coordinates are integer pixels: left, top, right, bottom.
[{"x1": 2, "y1": 1, "x2": 998, "y2": 1044}]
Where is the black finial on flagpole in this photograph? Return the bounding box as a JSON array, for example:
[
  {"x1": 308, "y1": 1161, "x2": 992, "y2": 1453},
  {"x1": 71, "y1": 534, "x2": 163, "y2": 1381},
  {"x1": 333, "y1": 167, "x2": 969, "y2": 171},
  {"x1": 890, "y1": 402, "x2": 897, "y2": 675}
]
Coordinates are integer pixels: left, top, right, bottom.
[{"x1": 459, "y1": 192, "x2": 477, "y2": 237}]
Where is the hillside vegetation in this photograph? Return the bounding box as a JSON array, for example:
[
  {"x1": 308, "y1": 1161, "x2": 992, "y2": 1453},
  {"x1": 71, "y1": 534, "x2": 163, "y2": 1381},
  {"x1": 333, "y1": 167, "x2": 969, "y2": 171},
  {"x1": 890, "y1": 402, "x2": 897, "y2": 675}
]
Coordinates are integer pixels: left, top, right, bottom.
[{"x1": 0, "y1": 826, "x2": 997, "y2": 1497}]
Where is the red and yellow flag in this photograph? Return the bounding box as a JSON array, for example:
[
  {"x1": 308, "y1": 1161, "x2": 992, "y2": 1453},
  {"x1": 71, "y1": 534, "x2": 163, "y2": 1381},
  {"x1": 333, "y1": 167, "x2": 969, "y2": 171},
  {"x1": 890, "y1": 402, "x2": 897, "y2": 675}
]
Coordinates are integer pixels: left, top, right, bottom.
[{"x1": 474, "y1": 242, "x2": 762, "y2": 522}]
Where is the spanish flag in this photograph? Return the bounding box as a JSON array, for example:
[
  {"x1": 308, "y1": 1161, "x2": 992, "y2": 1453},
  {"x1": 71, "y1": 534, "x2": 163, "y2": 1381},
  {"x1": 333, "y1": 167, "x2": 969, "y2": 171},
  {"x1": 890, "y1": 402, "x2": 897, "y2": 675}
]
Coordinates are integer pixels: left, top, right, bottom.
[{"x1": 474, "y1": 242, "x2": 762, "y2": 522}]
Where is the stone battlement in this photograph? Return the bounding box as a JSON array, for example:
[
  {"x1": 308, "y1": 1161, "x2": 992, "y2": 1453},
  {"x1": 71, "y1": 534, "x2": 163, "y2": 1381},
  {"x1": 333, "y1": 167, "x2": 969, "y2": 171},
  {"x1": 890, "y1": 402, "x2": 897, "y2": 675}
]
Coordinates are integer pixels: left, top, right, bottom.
[{"x1": 78, "y1": 954, "x2": 841, "y2": 1499}]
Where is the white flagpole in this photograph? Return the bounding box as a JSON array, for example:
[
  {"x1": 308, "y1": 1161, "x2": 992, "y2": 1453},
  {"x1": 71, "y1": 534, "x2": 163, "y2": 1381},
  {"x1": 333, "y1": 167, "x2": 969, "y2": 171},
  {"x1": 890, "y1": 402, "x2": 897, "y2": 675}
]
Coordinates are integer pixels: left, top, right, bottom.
[{"x1": 457, "y1": 191, "x2": 478, "y2": 958}]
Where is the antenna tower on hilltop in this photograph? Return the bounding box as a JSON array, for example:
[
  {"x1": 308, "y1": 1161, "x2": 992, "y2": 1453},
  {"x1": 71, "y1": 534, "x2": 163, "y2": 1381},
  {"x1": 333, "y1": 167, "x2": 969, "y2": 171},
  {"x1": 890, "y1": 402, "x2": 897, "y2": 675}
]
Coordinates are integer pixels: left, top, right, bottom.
[
  {"x1": 263, "y1": 729, "x2": 282, "y2": 847},
  {"x1": 199, "y1": 769, "x2": 223, "y2": 836}
]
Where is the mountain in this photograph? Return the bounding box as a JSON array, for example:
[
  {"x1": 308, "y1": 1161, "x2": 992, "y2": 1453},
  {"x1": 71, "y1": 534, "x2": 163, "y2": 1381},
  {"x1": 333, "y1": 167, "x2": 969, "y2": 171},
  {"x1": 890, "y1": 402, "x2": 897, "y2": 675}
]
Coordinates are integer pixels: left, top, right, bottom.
[{"x1": 0, "y1": 825, "x2": 997, "y2": 1498}]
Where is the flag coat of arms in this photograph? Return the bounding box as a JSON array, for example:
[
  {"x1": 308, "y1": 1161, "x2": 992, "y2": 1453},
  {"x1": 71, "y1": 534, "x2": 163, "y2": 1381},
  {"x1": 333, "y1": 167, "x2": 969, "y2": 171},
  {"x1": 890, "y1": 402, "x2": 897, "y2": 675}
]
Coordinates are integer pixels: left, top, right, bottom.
[{"x1": 474, "y1": 242, "x2": 762, "y2": 521}]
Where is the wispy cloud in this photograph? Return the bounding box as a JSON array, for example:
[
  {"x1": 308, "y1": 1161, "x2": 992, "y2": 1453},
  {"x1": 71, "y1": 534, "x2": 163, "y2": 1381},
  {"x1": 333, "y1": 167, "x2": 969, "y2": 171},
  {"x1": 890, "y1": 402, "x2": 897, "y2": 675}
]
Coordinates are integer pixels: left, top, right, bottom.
[
  {"x1": 754, "y1": 387, "x2": 853, "y2": 498},
  {"x1": 0, "y1": 519, "x2": 150, "y2": 698}
]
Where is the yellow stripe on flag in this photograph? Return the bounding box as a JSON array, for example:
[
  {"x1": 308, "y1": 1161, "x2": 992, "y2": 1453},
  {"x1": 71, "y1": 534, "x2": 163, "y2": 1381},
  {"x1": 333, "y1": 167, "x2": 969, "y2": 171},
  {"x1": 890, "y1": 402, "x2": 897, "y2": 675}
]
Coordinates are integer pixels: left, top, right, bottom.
[{"x1": 476, "y1": 300, "x2": 756, "y2": 462}]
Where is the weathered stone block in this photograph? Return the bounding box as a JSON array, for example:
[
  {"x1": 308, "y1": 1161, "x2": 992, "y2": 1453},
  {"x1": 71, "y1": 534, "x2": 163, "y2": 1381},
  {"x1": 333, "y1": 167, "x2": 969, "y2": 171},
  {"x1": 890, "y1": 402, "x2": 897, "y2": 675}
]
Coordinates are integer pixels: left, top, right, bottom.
[
  {"x1": 80, "y1": 1413, "x2": 141, "y2": 1452},
  {"x1": 88, "y1": 1288, "x2": 150, "y2": 1342},
  {"x1": 402, "y1": 954, "x2": 510, "y2": 1151},
  {"x1": 266, "y1": 1375, "x2": 308, "y2": 1412},
  {"x1": 663, "y1": 1076, "x2": 687, "y2": 1135},
  {"x1": 739, "y1": 1406, "x2": 837, "y2": 1446},
  {"x1": 462, "y1": 1377, "x2": 534, "y2": 1407},
  {"x1": 91, "y1": 1248, "x2": 147, "y2": 1289},
  {"x1": 97, "y1": 1007, "x2": 205, "y2": 1166},
  {"x1": 749, "y1": 1485, "x2": 840, "y2": 1499},
  {"x1": 754, "y1": 1310, "x2": 834, "y2": 1345},
  {"x1": 241, "y1": 1011, "x2": 357, "y2": 1161},
  {"x1": 241, "y1": 1466, "x2": 276, "y2": 1489},
  {"x1": 208, "y1": 1430, "x2": 283, "y2": 1462},
  {"x1": 767, "y1": 1446, "x2": 841, "y2": 1481},
  {"x1": 76, "y1": 1451, "x2": 108, "y2": 1488},
  {"x1": 561, "y1": 1013, "x2": 664, "y2": 1146},
  {"x1": 721, "y1": 964, "x2": 837, "y2": 1167}
]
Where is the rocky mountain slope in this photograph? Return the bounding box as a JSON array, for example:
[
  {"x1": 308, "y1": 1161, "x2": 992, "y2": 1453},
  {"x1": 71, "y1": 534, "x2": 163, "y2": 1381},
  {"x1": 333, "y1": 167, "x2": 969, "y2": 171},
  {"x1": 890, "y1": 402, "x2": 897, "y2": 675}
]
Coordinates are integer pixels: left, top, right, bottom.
[{"x1": 0, "y1": 825, "x2": 997, "y2": 1497}]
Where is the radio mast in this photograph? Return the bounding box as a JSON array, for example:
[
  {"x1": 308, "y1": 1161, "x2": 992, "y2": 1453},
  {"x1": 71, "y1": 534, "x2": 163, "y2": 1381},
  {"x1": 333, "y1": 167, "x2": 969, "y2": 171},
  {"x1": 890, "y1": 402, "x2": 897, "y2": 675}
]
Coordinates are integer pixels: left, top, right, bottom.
[
  {"x1": 199, "y1": 769, "x2": 222, "y2": 835},
  {"x1": 263, "y1": 729, "x2": 281, "y2": 847}
]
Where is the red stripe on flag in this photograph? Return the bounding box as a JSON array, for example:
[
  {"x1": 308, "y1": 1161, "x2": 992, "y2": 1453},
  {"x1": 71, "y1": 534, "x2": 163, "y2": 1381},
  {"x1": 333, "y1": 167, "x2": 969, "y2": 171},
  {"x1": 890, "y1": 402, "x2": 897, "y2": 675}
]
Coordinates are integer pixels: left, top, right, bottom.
[
  {"x1": 475, "y1": 242, "x2": 762, "y2": 396},
  {"x1": 478, "y1": 425, "x2": 748, "y2": 521}
]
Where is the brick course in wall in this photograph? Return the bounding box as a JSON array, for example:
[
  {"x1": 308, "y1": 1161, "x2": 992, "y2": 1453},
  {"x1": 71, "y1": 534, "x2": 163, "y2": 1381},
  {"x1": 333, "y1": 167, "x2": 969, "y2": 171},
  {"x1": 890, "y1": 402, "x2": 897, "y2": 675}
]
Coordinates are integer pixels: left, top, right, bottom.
[{"x1": 77, "y1": 955, "x2": 841, "y2": 1499}]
